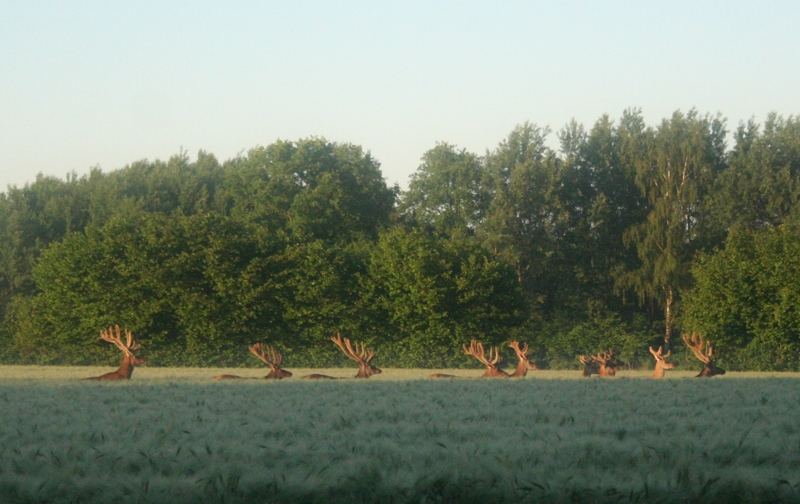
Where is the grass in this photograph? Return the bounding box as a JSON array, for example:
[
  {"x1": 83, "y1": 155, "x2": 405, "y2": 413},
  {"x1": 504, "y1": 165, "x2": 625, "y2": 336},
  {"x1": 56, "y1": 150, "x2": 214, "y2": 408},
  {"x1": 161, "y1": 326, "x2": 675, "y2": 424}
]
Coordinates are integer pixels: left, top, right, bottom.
[{"x1": 2, "y1": 366, "x2": 800, "y2": 503}]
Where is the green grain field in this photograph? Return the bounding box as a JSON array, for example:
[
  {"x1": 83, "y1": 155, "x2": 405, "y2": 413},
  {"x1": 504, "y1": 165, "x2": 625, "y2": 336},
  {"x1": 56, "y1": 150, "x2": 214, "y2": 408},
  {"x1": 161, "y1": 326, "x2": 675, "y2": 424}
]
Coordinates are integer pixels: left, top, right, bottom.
[{"x1": 2, "y1": 367, "x2": 800, "y2": 503}]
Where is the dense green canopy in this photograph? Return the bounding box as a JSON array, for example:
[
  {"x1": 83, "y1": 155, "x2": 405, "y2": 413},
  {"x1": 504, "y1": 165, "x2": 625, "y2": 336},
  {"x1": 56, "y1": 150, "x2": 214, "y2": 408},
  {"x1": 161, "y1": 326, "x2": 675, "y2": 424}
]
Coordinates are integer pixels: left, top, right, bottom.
[{"x1": 1, "y1": 112, "x2": 799, "y2": 369}]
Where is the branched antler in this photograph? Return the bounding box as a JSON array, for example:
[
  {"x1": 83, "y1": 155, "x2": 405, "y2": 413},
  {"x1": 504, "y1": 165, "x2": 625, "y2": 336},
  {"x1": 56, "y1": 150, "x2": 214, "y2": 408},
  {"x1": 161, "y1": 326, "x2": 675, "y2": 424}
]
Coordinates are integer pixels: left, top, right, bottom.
[
  {"x1": 578, "y1": 349, "x2": 618, "y2": 377},
  {"x1": 330, "y1": 332, "x2": 381, "y2": 378},
  {"x1": 682, "y1": 332, "x2": 712, "y2": 364},
  {"x1": 249, "y1": 342, "x2": 292, "y2": 379},
  {"x1": 85, "y1": 325, "x2": 144, "y2": 380},
  {"x1": 100, "y1": 325, "x2": 140, "y2": 357},
  {"x1": 508, "y1": 340, "x2": 536, "y2": 377},
  {"x1": 649, "y1": 345, "x2": 676, "y2": 378},
  {"x1": 682, "y1": 332, "x2": 725, "y2": 377},
  {"x1": 463, "y1": 339, "x2": 509, "y2": 378}
]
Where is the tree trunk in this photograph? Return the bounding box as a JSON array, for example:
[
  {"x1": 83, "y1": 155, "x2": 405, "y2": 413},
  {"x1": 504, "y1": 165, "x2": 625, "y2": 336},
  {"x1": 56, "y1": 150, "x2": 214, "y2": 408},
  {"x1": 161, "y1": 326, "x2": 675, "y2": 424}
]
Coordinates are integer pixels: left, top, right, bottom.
[{"x1": 663, "y1": 286, "x2": 674, "y2": 349}]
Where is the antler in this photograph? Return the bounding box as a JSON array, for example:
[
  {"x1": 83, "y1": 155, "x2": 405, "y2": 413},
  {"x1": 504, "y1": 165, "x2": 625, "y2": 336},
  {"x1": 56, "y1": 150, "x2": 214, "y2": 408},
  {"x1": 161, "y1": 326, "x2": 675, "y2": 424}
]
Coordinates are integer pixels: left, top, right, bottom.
[
  {"x1": 99, "y1": 325, "x2": 139, "y2": 357},
  {"x1": 330, "y1": 332, "x2": 380, "y2": 378},
  {"x1": 331, "y1": 332, "x2": 374, "y2": 365},
  {"x1": 463, "y1": 339, "x2": 502, "y2": 367},
  {"x1": 682, "y1": 332, "x2": 712, "y2": 364},
  {"x1": 591, "y1": 350, "x2": 614, "y2": 365},
  {"x1": 508, "y1": 340, "x2": 528, "y2": 358},
  {"x1": 649, "y1": 345, "x2": 671, "y2": 361},
  {"x1": 249, "y1": 342, "x2": 283, "y2": 368}
]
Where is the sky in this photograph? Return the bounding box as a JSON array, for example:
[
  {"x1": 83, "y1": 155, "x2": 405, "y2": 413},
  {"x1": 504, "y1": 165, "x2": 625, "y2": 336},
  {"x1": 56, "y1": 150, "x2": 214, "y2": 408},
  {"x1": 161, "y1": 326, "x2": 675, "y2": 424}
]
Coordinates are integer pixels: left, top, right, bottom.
[{"x1": 1, "y1": 0, "x2": 798, "y2": 191}]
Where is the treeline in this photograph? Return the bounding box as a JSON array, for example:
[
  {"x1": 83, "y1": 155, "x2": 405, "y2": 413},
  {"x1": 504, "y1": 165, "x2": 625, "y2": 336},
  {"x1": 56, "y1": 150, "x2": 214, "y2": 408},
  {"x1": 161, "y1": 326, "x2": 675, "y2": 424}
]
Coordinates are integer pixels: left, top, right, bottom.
[{"x1": 1, "y1": 110, "x2": 799, "y2": 369}]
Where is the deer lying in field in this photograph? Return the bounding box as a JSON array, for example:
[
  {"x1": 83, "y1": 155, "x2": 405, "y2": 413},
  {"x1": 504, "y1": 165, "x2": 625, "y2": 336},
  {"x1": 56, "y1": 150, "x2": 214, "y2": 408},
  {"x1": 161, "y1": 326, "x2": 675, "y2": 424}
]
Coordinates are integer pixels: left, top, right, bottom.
[
  {"x1": 463, "y1": 339, "x2": 510, "y2": 378},
  {"x1": 302, "y1": 333, "x2": 381, "y2": 379},
  {"x1": 431, "y1": 339, "x2": 536, "y2": 379},
  {"x1": 429, "y1": 372, "x2": 459, "y2": 378},
  {"x1": 508, "y1": 340, "x2": 537, "y2": 377},
  {"x1": 84, "y1": 325, "x2": 144, "y2": 381},
  {"x1": 682, "y1": 332, "x2": 726, "y2": 377},
  {"x1": 649, "y1": 345, "x2": 676, "y2": 378},
  {"x1": 213, "y1": 343, "x2": 293, "y2": 381},
  {"x1": 578, "y1": 350, "x2": 619, "y2": 377}
]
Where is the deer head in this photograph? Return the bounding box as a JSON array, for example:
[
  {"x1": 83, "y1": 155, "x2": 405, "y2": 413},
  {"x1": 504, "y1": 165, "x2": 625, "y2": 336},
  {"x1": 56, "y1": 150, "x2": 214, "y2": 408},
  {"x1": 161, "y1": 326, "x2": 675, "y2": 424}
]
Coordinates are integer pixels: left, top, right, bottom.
[
  {"x1": 86, "y1": 325, "x2": 144, "y2": 380},
  {"x1": 330, "y1": 332, "x2": 381, "y2": 378},
  {"x1": 578, "y1": 350, "x2": 619, "y2": 377},
  {"x1": 508, "y1": 340, "x2": 536, "y2": 378},
  {"x1": 578, "y1": 354, "x2": 598, "y2": 377},
  {"x1": 682, "y1": 332, "x2": 726, "y2": 377},
  {"x1": 249, "y1": 342, "x2": 293, "y2": 379},
  {"x1": 649, "y1": 345, "x2": 676, "y2": 378},
  {"x1": 463, "y1": 339, "x2": 509, "y2": 378},
  {"x1": 594, "y1": 350, "x2": 620, "y2": 376}
]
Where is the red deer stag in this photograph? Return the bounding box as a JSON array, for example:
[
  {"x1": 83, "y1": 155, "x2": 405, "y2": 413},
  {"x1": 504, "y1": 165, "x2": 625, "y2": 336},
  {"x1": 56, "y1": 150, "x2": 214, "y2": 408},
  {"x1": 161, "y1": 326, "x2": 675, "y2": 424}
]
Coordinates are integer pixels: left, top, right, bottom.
[
  {"x1": 508, "y1": 340, "x2": 536, "y2": 378},
  {"x1": 578, "y1": 354, "x2": 597, "y2": 376},
  {"x1": 463, "y1": 339, "x2": 509, "y2": 378},
  {"x1": 578, "y1": 350, "x2": 619, "y2": 377},
  {"x1": 327, "y1": 332, "x2": 382, "y2": 378},
  {"x1": 649, "y1": 345, "x2": 676, "y2": 378},
  {"x1": 85, "y1": 325, "x2": 144, "y2": 381},
  {"x1": 682, "y1": 332, "x2": 726, "y2": 377},
  {"x1": 213, "y1": 342, "x2": 293, "y2": 381}
]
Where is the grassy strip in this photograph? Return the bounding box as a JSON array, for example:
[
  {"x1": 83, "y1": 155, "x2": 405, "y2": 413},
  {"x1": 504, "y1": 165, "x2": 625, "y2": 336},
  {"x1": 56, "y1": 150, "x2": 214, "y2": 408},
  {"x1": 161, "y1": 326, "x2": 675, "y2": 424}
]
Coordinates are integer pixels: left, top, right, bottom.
[{"x1": 1, "y1": 370, "x2": 800, "y2": 502}]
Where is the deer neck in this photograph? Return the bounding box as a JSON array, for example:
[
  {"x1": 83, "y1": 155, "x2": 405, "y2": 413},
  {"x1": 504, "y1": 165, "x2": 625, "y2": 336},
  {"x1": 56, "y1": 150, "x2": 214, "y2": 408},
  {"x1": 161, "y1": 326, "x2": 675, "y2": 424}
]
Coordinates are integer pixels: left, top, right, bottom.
[
  {"x1": 117, "y1": 356, "x2": 135, "y2": 379},
  {"x1": 511, "y1": 360, "x2": 529, "y2": 377},
  {"x1": 483, "y1": 366, "x2": 509, "y2": 378},
  {"x1": 355, "y1": 364, "x2": 377, "y2": 378},
  {"x1": 598, "y1": 363, "x2": 616, "y2": 376}
]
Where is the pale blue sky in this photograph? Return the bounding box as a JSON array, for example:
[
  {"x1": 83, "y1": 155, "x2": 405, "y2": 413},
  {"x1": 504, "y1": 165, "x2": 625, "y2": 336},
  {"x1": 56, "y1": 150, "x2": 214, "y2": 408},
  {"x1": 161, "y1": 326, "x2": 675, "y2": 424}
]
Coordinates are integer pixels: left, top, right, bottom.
[{"x1": 1, "y1": 0, "x2": 798, "y2": 190}]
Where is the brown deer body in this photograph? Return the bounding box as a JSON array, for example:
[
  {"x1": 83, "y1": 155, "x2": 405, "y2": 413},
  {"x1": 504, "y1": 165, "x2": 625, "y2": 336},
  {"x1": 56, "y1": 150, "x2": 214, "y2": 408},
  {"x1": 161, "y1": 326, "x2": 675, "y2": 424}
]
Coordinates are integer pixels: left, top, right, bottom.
[
  {"x1": 578, "y1": 350, "x2": 619, "y2": 377},
  {"x1": 213, "y1": 342, "x2": 293, "y2": 380},
  {"x1": 464, "y1": 339, "x2": 510, "y2": 378},
  {"x1": 508, "y1": 340, "x2": 536, "y2": 378},
  {"x1": 649, "y1": 345, "x2": 676, "y2": 378},
  {"x1": 330, "y1": 333, "x2": 381, "y2": 378},
  {"x1": 682, "y1": 332, "x2": 726, "y2": 377},
  {"x1": 213, "y1": 374, "x2": 247, "y2": 381},
  {"x1": 301, "y1": 373, "x2": 339, "y2": 380},
  {"x1": 578, "y1": 355, "x2": 599, "y2": 376},
  {"x1": 85, "y1": 325, "x2": 144, "y2": 381}
]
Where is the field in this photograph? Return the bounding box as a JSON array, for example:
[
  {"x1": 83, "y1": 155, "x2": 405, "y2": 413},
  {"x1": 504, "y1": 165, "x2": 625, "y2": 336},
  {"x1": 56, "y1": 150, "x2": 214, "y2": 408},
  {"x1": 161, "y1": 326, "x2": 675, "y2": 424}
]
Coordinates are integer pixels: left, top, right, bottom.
[{"x1": 2, "y1": 367, "x2": 800, "y2": 503}]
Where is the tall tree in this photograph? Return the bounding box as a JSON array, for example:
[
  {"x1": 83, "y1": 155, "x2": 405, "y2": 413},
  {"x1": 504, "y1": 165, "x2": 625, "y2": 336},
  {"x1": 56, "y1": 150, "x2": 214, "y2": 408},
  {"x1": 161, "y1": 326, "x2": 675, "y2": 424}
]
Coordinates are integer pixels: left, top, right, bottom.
[
  {"x1": 711, "y1": 114, "x2": 800, "y2": 231},
  {"x1": 554, "y1": 115, "x2": 647, "y2": 316},
  {"x1": 221, "y1": 138, "x2": 397, "y2": 242},
  {"x1": 400, "y1": 143, "x2": 488, "y2": 235},
  {"x1": 617, "y1": 110, "x2": 727, "y2": 345},
  {"x1": 481, "y1": 123, "x2": 566, "y2": 316}
]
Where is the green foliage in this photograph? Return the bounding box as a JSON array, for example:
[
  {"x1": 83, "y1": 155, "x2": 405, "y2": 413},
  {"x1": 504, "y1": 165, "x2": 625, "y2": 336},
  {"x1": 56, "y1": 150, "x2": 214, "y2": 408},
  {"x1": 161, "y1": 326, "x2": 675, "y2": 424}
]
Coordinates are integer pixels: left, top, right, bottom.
[
  {"x1": 538, "y1": 310, "x2": 653, "y2": 369},
  {"x1": 278, "y1": 239, "x2": 376, "y2": 366},
  {"x1": 12, "y1": 213, "x2": 290, "y2": 366},
  {"x1": 221, "y1": 138, "x2": 396, "y2": 242},
  {"x1": 2, "y1": 115, "x2": 800, "y2": 369},
  {"x1": 683, "y1": 226, "x2": 800, "y2": 370},
  {"x1": 400, "y1": 143, "x2": 488, "y2": 234},
  {"x1": 368, "y1": 228, "x2": 525, "y2": 367},
  {"x1": 711, "y1": 114, "x2": 800, "y2": 230},
  {"x1": 617, "y1": 110, "x2": 727, "y2": 342}
]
